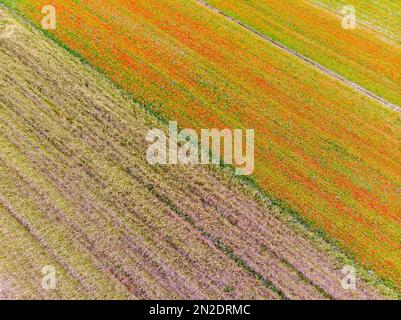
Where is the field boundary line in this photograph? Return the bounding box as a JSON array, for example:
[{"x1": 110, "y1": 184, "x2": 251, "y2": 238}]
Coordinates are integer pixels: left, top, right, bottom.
[{"x1": 195, "y1": 0, "x2": 401, "y2": 114}]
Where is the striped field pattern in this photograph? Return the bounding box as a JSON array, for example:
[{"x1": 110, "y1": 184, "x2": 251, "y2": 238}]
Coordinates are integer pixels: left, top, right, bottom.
[
  {"x1": 2, "y1": 7, "x2": 396, "y2": 299},
  {"x1": 0, "y1": 0, "x2": 400, "y2": 298}
]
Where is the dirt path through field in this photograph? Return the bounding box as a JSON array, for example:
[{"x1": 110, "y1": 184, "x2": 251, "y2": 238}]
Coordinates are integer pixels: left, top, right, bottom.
[{"x1": 195, "y1": 0, "x2": 401, "y2": 114}]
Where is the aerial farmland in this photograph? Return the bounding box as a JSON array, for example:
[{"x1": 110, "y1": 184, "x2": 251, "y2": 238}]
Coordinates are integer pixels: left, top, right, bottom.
[{"x1": 0, "y1": 0, "x2": 400, "y2": 304}]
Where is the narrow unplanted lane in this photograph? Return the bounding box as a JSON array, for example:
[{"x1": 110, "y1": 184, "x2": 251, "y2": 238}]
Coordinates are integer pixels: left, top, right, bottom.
[
  {"x1": 195, "y1": 0, "x2": 401, "y2": 114},
  {"x1": 0, "y1": 5, "x2": 395, "y2": 300}
]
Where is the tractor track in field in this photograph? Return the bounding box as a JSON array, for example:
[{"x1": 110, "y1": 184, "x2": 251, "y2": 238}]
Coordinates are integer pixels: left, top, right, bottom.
[
  {"x1": 195, "y1": 0, "x2": 401, "y2": 114},
  {"x1": 0, "y1": 275, "x2": 17, "y2": 299}
]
